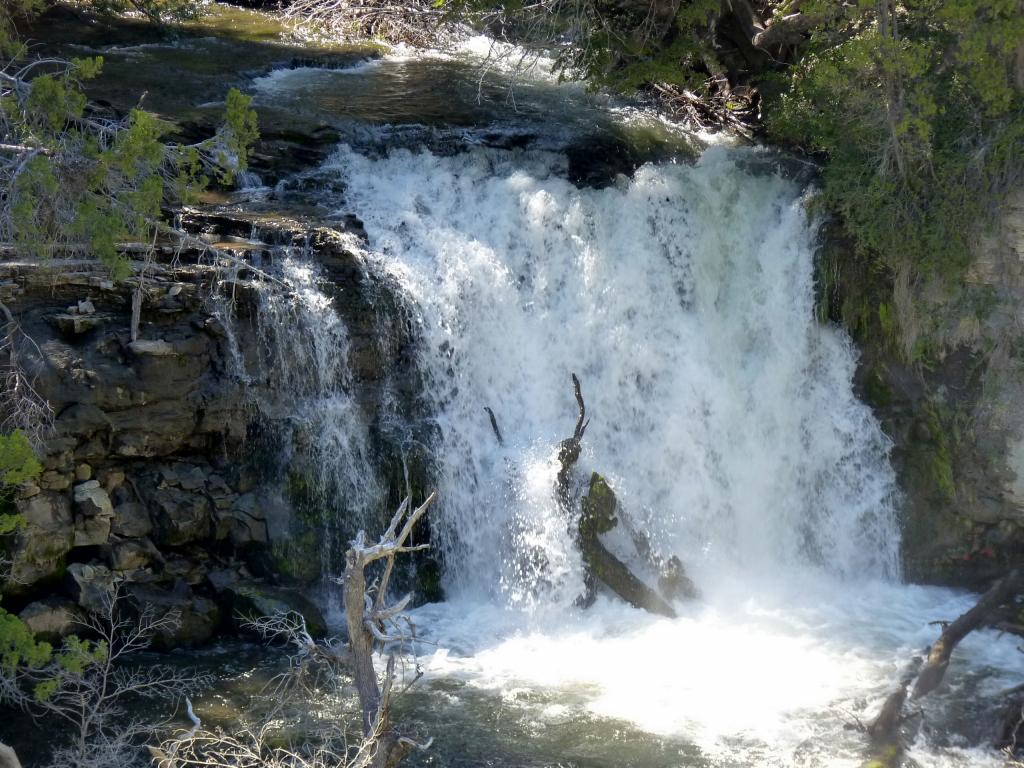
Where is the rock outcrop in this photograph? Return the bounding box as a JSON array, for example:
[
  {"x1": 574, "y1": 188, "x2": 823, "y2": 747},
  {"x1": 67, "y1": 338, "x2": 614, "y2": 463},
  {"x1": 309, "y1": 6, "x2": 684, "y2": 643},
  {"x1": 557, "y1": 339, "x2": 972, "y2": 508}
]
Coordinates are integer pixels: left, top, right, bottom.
[
  {"x1": 831, "y1": 189, "x2": 1024, "y2": 587},
  {"x1": 0, "y1": 214, "x2": 425, "y2": 646}
]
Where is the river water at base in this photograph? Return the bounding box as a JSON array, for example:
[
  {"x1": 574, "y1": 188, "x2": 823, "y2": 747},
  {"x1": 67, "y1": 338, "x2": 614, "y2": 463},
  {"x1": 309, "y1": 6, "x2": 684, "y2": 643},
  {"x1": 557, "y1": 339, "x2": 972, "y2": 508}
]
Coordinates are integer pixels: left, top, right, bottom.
[{"x1": 242, "y1": 39, "x2": 1024, "y2": 768}]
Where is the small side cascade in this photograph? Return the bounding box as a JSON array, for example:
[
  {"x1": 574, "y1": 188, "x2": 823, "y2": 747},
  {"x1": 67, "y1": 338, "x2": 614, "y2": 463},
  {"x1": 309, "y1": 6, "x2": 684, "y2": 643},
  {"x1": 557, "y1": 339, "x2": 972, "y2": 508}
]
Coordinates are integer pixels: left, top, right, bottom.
[{"x1": 188, "y1": 216, "x2": 385, "y2": 584}]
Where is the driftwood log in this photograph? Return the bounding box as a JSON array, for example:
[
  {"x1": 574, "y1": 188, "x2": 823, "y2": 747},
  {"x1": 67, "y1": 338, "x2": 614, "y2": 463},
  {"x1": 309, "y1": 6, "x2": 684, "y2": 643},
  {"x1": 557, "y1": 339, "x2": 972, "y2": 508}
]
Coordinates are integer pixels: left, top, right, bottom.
[
  {"x1": 912, "y1": 569, "x2": 1024, "y2": 699},
  {"x1": 866, "y1": 569, "x2": 1024, "y2": 765},
  {"x1": 579, "y1": 473, "x2": 677, "y2": 617},
  {"x1": 556, "y1": 374, "x2": 694, "y2": 617}
]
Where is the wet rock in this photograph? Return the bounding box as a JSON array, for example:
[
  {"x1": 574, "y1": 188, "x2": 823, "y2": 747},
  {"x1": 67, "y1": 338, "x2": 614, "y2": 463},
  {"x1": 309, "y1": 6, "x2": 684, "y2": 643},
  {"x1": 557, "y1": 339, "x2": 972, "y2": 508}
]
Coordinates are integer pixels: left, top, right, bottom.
[
  {"x1": 227, "y1": 581, "x2": 327, "y2": 637},
  {"x1": 75, "y1": 463, "x2": 93, "y2": 481},
  {"x1": 18, "y1": 598, "x2": 86, "y2": 643}
]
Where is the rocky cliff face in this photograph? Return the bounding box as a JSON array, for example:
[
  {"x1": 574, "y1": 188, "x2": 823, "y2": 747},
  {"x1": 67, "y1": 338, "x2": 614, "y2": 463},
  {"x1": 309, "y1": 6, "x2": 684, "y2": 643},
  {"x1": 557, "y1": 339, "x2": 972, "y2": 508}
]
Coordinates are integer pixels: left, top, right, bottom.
[
  {"x1": 843, "y1": 190, "x2": 1024, "y2": 588},
  {"x1": 0, "y1": 213, "x2": 426, "y2": 645}
]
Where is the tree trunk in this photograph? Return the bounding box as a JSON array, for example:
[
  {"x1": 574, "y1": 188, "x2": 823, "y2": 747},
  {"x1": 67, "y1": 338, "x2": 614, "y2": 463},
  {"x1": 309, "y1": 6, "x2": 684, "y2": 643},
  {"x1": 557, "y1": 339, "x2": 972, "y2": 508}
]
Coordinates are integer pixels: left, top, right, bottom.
[{"x1": 912, "y1": 569, "x2": 1024, "y2": 699}]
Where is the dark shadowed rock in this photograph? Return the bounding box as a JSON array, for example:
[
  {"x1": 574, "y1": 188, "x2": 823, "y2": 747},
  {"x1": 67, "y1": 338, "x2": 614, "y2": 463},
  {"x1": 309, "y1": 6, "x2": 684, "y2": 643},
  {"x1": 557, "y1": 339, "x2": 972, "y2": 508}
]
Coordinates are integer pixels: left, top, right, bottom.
[
  {"x1": 105, "y1": 537, "x2": 163, "y2": 571},
  {"x1": 227, "y1": 581, "x2": 328, "y2": 638},
  {"x1": 66, "y1": 562, "x2": 116, "y2": 613},
  {"x1": 147, "y1": 487, "x2": 213, "y2": 547},
  {"x1": 127, "y1": 581, "x2": 222, "y2": 648},
  {"x1": 111, "y1": 501, "x2": 153, "y2": 538}
]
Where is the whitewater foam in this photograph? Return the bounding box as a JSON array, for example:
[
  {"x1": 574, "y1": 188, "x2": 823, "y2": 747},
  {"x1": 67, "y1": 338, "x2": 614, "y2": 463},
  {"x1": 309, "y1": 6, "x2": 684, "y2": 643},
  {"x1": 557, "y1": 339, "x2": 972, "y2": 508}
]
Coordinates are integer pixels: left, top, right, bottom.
[{"x1": 315, "y1": 141, "x2": 1023, "y2": 765}]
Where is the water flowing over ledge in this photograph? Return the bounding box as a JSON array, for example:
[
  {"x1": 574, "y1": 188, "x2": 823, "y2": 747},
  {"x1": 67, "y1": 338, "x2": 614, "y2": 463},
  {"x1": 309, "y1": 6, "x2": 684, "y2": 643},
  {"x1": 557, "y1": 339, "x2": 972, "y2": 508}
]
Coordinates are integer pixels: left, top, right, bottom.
[{"x1": 298, "y1": 141, "x2": 1023, "y2": 766}]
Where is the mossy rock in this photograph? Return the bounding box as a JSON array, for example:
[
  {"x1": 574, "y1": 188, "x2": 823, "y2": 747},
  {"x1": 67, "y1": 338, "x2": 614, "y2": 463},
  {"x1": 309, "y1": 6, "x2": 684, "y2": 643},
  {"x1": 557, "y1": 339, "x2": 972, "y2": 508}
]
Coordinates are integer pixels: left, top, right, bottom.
[
  {"x1": 270, "y1": 530, "x2": 322, "y2": 585},
  {"x1": 581, "y1": 473, "x2": 618, "y2": 537}
]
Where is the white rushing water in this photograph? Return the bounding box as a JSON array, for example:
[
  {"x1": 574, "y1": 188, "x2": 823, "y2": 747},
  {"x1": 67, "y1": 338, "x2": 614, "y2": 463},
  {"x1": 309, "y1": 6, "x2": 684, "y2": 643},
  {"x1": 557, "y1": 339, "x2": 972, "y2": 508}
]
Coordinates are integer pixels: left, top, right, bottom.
[
  {"x1": 321, "y1": 144, "x2": 1024, "y2": 766},
  {"x1": 214, "y1": 252, "x2": 381, "y2": 572}
]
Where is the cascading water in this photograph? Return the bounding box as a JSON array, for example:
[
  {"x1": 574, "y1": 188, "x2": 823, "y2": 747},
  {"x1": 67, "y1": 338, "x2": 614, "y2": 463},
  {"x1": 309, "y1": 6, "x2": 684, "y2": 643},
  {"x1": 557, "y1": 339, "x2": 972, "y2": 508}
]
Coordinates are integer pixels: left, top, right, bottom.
[
  {"x1": 252, "y1": 255, "x2": 382, "y2": 531},
  {"x1": 315, "y1": 143, "x2": 1024, "y2": 766},
  {"x1": 213, "y1": 249, "x2": 382, "y2": 577},
  {"x1": 328, "y1": 145, "x2": 899, "y2": 596}
]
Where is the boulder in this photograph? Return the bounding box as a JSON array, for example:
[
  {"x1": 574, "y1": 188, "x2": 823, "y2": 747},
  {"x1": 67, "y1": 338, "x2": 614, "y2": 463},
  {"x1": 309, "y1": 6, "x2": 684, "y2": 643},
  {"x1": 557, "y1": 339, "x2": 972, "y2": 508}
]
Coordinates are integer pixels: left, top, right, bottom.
[
  {"x1": 105, "y1": 537, "x2": 162, "y2": 571},
  {"x1": 107, "y1": 402, "x2": 199, "y2": 457},
  {"x1": 54, "y1": 403, "x2": 111, "y2": 438},
  {"x1": 18, "y1": 598, "x2": 87, "y2": 643},
  {"x1": 66, "y1": 562, "x2": 116, "y2": 613},
  {"x1": 160, "y1": 463, "x2": 207, "y2": 492},
  {"x1": 148, "y1": 487, "x2": 212, "y2": 546},
  {"x1": 73, "y1": 480, "x2": 114, "y2": 517},
  {"x1": 215, "y1": 491, "x2": 271, "y2": 545},
  {"x1": 111, "y1": 501, "x2": 153, "y2": 538},
  {"x1": 74, "y1": 513, "x2": 112, "y2": 548},
  {"x1": 3, "y1": 492, "x2": 74, "y2": 592},
  {"x1": 127, "y1": 581, "x2": 221, "y2": 649},
  {"x1": 38, "y1": 470, "x2": 72, "y2": 492},
  {"x1": 164, "y1": 553, "x2": 209, "y2": 586},
  {"x1": 72, "y1": 480, "x2": 114, "y2": 547},
  {"x1": 226, "y1": 581, "x2": 327, "y2": 637},
  {"x1": 127, "y1": 339, "x2": 177, "y2": 356},
  {"x1": 53, "y1": 312, "x2": 106, "y2": 335}
]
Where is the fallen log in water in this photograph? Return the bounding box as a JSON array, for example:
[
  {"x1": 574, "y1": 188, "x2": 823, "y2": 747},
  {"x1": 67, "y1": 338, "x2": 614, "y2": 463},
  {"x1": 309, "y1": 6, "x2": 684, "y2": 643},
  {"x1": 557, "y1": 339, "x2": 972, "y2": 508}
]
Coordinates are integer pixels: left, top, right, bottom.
[
  {"x1": 864, "y1": 569, "x2": 1024, "y2": 766},
  {"x1": 579, "y1": 473, "x2": 677, "y2": 618},
  {"x1": 555, "y1": 373, "x2": 695, "y2": 617},
  {"x1": 913, "y1": 569, "x2": 1023, "y2": 699}
]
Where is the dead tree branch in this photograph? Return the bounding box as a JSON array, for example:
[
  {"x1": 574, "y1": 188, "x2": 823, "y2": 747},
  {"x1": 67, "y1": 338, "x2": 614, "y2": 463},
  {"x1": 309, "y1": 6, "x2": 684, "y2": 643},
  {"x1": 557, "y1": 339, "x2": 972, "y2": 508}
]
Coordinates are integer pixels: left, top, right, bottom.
[
  {"x1": 0, "y1": 296, "x2": 54, "y2": 447},
  {"x1": 0, "y1": 743, "x2": 22, "y2": 768},
  {"x1": 344, "y1": 493, "x2": 435, "y2": 768},
  {"x1": 484, "y1": 406, "x2": 504, "y2": 446},
  {"x1": 865, "y1": 569, "x2": 1024, "y2": 763},
  {"x1": 913, "y1": 570, "x2": 1024, "y2": 699}
]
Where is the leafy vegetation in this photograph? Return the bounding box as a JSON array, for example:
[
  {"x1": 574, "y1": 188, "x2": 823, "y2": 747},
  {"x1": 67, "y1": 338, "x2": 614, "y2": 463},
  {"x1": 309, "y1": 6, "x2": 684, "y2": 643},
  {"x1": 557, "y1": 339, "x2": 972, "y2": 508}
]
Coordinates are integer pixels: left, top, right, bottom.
[
  {"x1": 1, "y1": 0, "x2": 258, "y2": 280},
  {"x1": 0, "y1": 430, "x2": 49, "y2": 698},
  {"x1": 767, "y1": 1, "x2": 1023, "y2": 354}
]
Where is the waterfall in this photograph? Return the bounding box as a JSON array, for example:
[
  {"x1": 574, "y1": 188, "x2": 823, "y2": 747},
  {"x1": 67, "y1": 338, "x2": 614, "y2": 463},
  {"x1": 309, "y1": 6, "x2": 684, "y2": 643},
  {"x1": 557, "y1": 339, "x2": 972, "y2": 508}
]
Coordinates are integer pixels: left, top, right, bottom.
[
  {"x1": 252, "y1": 256, "x2": 382, "y2": 531},
  {"x1": 326, "y1": 144, "x2": 900, "y2": 609},
  {"x1": 311, "y1": 141, "x2": 1024, "y2": 766},
  {"x1": 213, "y1": 249, "x2": 382, "y2": 576}
]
